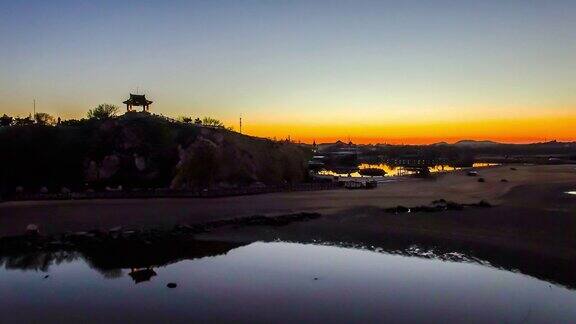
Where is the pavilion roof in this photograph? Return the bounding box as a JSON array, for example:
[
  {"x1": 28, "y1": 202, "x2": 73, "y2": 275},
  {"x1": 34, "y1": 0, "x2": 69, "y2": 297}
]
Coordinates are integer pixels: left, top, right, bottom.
[{"x1": 123, "y1": 94, "x2": 153, "y2": 106}]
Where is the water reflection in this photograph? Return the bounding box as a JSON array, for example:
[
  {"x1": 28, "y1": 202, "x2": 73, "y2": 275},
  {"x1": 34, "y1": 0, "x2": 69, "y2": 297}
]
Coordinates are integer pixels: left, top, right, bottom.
[
  {"x1": 0, "y1": 241, "x2": 574, "y2": 323},
  {"x1": 318, "y1": 162, "x2": 498, "y2": 178},
  {"x1": 0, "y1": 236, "x2": 576, "y2": 289},
  {"x1": 566, "y1": 191, "x2": 576, "y2": 195},
  {"x1": 0, "y1": 250, "x2": 79, "y2": 272},
  {"x1": 129, "y1": 268, "x2": 157, "y2": 283},
  {"x1": 1, "y1": 237, "x2": 573, "y2": 290},
  {"x1": 0, "y1": 240, "x2": 245, "y2": 281}
]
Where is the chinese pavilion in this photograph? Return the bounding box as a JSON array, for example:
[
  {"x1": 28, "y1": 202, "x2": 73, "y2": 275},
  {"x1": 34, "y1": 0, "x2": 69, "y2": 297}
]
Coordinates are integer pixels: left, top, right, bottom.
[{"x1": 123, "y1": 94, "x2": 153, "y2": 112}]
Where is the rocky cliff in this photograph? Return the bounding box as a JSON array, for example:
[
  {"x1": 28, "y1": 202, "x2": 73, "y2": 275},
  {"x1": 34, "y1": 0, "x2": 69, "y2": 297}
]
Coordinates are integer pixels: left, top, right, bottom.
[{"x1": 0, "y1": 113, "x2": 310, "y2": 194}]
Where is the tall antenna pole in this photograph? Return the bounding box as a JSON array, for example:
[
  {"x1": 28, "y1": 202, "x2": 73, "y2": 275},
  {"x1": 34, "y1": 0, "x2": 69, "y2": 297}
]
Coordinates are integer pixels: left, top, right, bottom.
[
  {"x1": 33, "y1": 99, "x2": 36, "y2": 121},
  {"x1": 239, "y1": 115, "x2": 242, "y2": 134}
]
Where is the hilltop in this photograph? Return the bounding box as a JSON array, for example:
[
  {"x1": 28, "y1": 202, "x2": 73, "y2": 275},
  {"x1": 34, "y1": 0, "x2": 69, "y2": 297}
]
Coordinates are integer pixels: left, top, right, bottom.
[
  {"x1": 0, "y1": 113, "x2": 311, "y2": 195},
  {"x1": 453, "y1": 140, "x2": 500, "y2": 147}
]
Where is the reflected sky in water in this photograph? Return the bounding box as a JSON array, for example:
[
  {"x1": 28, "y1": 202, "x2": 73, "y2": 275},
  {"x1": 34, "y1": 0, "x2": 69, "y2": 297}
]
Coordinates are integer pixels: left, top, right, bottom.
[{"x1": 1, "y1": 242, "x2": 574, "y2": 323}]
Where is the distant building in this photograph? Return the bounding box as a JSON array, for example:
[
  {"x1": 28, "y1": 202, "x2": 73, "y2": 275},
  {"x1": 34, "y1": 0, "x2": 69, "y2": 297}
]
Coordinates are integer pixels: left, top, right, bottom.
[{"x1": 123, "y1": 94, "x2": 153, "y2": 112}]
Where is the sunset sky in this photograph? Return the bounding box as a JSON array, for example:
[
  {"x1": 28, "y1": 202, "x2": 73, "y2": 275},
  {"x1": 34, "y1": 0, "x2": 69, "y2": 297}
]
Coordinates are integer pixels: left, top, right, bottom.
[{"x1": 1, "y1": 1, "x2": 575, "y2": 144}]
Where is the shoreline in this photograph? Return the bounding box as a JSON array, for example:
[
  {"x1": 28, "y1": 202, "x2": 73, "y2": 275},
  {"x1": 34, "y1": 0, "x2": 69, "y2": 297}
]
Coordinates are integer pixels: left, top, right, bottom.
[
  {"x1": 2, "y1": 182, "x2": 575, "y2": 288},
  {"x1": 1, "y1": 164, "x2": 575, "y2": 288},
  {"x1": 1, "y1": 164, "x2": 575, "y2": 237},
  {"x1": 0, "y1": 163, "x2": 500, "y2": 203}
]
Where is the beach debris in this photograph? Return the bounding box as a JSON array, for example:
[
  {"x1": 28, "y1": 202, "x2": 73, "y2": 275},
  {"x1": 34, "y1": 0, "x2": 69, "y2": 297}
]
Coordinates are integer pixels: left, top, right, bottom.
[
  {"x1": 47, "y1": 240, "x2": 65, "y2": 249},
  {"x1": 467, "y1": 171, "x2": 478, "y2": 177},
  {"x1": 500, "y1": 179, "x2": 508, "y2": 182},
  {"x1": 174, "y1": 224, "x2": 194, "y2": 233},
  {"x1": 510, "y1": 167, "x2": 517, "y2": 171},
  {"x1": 109, "y1": 226, "x2": 123, "y2": 233},
  {"x1": 384, "y1": 199, "x2": 492, "y2": 214},
  {"x1": 477, "y1": 178, "x2": 485, "y2": 182},
  {"x1": 43, "y1": 275, "x2": 50, "y2": 279},
  {"x1": 88, "y1": 229, "x2": 105, "y2": 236},
  {"x1": 432, "y1": 199, "x2": 464, "y2": 211},
  {"x1": 26, "y1": 224, "x2": 40, "y2": 236},
  {"x1": 384, "y1": 206, "x2": 410, "y2": 214},
  {"x1": 167, "y1": 283, "x2": 177, "y2": 288},
  {"x1": 1, "y1": 212, "x2": 324, "y2": 255},
  {"x1": 475, "y1": 200, "x2": 492, "y2": 208},
  {"x1": 230, "y1": 212, "x2": 321, "y2": 226}
]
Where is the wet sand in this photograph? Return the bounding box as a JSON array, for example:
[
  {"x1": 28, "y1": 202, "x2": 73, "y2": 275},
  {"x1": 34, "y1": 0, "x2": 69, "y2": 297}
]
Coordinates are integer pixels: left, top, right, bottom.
[
  {"x1": 1, "y1": 164, "x2": 575, "y2": 237},
  {"x1": 197, "y1": 178, "x2": 576, "y2": 288}
]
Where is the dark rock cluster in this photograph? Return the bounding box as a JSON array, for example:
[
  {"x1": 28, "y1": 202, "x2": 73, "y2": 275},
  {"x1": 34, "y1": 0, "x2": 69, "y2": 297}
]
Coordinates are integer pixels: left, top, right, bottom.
[
  {"x1": 384, "y1": 199, "x2": 492, "y2": 214},
  {"x1": 0, "y1": 212, "x2": 322, "y2": 256}
]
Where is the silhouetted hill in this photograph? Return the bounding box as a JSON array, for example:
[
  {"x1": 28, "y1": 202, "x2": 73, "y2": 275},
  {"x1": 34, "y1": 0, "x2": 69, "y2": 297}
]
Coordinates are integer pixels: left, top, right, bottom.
[
  {"x1": 0, "y1": 113, "x2": 310, "y2": 195},
  {"x1": 454, "y1": 140, "x2": 500, "y2": 147}
]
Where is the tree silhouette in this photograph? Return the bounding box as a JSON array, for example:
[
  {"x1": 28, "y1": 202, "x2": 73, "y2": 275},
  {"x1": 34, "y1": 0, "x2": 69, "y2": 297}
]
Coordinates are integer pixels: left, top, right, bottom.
[
  {"x1": 87, "y1": 104, "x2": 119, "y2": 120},
  {"x1": 0, "y1": 114, "x2": 13, "y2": 127},
  {"x1": 14, "y1": 115, "x2": 34, "y2": 126},
  {"x1": 178, "y1": 116, "x2": 193, "y2": 123},
  {"x1": 202, "y1": 117, "x2": 224, "y2": 127},
  {"x1": 34, "y1": 112, "x2": 56, "y2": 125}
]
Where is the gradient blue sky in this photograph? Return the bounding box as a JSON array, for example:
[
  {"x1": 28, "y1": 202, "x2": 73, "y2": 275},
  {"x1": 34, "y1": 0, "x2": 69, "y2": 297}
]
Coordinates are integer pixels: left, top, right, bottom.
[{"x1": 1, "y1": 1, "x2": 575, "y2": 142}]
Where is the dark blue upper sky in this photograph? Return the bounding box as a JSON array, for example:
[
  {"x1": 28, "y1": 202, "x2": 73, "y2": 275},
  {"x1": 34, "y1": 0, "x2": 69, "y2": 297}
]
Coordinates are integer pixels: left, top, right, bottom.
[{"x1": 1, "y1": 0, "x2": 575, "y2": 142}]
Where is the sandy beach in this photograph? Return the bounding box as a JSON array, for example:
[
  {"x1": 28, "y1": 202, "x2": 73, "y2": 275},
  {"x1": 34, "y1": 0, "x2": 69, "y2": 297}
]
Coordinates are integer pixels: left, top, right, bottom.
[{"x1": 1, "y1": 164, "x2": 575, "y2": 237}]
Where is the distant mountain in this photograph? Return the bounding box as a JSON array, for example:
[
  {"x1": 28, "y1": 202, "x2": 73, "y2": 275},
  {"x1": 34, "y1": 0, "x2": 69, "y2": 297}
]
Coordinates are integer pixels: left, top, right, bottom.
[
  {"x1": 317, "y1": 140, "x2": 349, "y2": 152},
  {"x1": 453, "y1": 140, "x2": 500, "y2": 147}
]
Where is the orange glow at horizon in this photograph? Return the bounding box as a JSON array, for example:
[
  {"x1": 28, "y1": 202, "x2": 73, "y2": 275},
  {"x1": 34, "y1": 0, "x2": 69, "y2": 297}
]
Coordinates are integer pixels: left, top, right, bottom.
[{"x1": 239, "y1": 114, "x2": 576, "y2": 145}]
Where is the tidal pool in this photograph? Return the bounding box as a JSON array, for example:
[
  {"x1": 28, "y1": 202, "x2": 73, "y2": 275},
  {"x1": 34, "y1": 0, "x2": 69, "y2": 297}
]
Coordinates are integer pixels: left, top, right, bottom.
[{"x1": 1, "y1": 242, "x2": 575, "y2": 323}]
